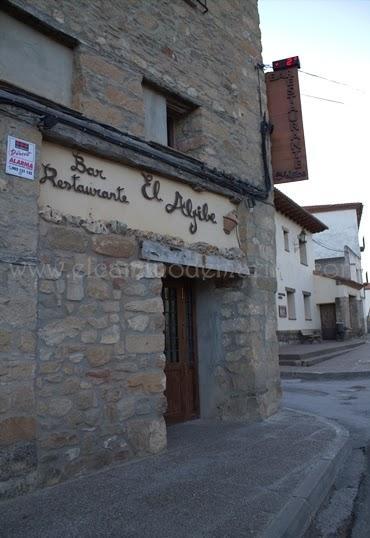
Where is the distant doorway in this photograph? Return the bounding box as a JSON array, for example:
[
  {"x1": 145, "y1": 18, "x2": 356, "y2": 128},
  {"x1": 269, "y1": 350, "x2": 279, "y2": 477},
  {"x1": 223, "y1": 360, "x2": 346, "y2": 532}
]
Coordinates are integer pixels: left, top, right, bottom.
[
  {"x1": 162, "y1": 277, "x2": 199, "y2": 423},
  {"x1": 320, "y1": 303, "x2": 337, "y2": 340}
]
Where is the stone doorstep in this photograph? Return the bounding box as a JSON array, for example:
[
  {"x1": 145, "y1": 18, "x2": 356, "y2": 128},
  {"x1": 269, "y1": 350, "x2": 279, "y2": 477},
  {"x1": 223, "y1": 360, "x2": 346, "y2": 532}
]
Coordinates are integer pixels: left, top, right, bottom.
[
  {"x1": 279, "y1": 340, "x2": 366, "y2": 363},
  {"x1": 279, "y1": 348, "x2": 359, "y2": 367},
  {"x1": 280, "y1": 370, "x2": 370, "y2": 381},
  {"x1": 263, "y1": 411, "x2": 350, "y2": 538}
]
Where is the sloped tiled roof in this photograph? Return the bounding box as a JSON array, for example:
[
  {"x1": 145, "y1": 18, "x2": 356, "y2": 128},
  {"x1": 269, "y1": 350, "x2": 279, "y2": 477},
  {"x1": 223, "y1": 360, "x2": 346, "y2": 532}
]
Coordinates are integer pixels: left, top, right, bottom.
[{"x1": 274, "y1": 189, "x2": 328, "y2": 234}]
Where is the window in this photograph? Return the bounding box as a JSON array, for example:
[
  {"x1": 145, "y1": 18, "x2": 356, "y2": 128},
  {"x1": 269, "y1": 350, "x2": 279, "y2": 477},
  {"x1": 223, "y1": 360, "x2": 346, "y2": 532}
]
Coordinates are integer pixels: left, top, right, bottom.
[
  {"x1": 283, "y1": 228, "x2": 290, "y2": 252},
  {"x1": 143, "y1": 82, "x2": 197, "y2": 149},
  {"x1": 0, "y1": 10, "x2": 74, "y2": 106},
  {"x1": 286, "y1": 288, "x2": 296, "y2": 320},
  {"x1": 298, "y1": 232, "x2": 308, "y2": 265},
  {"x1": 143, "y1": 87, "x2": 167, "y2": 145},
  {"x1": 303, "y1": 292, "x2": 312, "y2": 320}
]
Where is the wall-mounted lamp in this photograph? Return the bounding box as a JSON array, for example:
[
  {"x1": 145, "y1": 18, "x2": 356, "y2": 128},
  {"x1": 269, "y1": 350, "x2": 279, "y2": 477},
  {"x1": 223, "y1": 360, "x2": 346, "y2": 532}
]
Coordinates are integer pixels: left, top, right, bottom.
[
  {"x1": 245, "y1": 198, "x2": 256, "y2": 210},
  {"x1": 298, "y1": 230, "x2": 307, "y2": 244},
  {"x1": 223, "y1": 210, "x2": 238, "y2": 235},
  {"x1": 360, "y1": 236, "x2": 365, "y2": 252}
]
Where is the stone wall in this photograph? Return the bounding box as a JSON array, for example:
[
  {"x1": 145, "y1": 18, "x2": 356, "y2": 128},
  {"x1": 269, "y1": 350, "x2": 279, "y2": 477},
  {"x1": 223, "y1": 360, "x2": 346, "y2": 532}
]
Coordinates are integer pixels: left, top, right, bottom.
[
  {"x1": 8, "y1": 0, "x2": 265, "y2": 181},
  {"x1": 197, "y1": 274, "x2": 280, "y2": 421},
  {"x1": 335, "y1": 296, "x2": 365, "y2": 340},
  {"x1": 0, "y1": 0, "x2": 281, "y2": 497},
  {"x1": 0, "y1": 113, "x2": 41, "y2": 498},
  {"x1": 36, "y1": 219, "x2": 167, "y2": 487}
]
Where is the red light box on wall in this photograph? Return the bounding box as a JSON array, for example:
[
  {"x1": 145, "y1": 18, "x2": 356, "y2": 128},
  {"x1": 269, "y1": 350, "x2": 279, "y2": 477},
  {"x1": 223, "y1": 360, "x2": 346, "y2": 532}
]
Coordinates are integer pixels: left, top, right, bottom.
[{"x1": 272, "y1": 56, "x2": 300, "y2": 71}]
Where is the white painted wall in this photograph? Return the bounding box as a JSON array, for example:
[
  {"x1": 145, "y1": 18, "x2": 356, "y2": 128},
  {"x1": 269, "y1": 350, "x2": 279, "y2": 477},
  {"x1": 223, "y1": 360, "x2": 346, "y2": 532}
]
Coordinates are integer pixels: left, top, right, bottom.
[
  {"x1": 364, "y1": 288, "x2": 370, "y2": 320},
  {"x1": 314, "y1": 275, "x2": 362, "y2": 303},
  {"x1": 311, "y1": 209, "x2": 361, "y2": 258},
  {"x1": 275, "y1": 212, "x2": 320, "y2": 331},
  {"x1": 347, "y1": 248, "x2": 363, "y2": 283},
  {"x1": 276, "y1": 210, "x2": 366, "y2": 336}
]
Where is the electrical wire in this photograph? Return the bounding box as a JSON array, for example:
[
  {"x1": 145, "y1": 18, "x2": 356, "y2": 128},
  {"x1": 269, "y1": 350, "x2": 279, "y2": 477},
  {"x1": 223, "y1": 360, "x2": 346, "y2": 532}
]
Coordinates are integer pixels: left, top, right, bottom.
[
  {"x1": 301, "y1": 94, "x2": 344, "y2": 105},
  {"x1": 262, "y1": 63, "x2": 366, "y2": 95},
  {"x1": 312, "y1": 238, "x2": 345, "y2": 254},
  {"x1": 300, "y1": 70, "x2": 365, "y2": 93}
]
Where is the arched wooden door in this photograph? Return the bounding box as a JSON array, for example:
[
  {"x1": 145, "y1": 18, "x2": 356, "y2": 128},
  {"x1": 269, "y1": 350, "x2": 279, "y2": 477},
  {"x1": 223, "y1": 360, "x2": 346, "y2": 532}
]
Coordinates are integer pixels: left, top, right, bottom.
[{"x1": 162, "y1": 277, "x2": 199, "y2": 423}]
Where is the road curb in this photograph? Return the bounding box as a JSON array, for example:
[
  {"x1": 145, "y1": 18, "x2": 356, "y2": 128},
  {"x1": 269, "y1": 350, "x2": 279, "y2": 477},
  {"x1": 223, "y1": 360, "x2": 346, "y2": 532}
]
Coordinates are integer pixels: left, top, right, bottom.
[
  {"x1": 263, "y1": 410, "x2": 351, "y2": 538},
  {"x1": 281, "y1": 370, "x2": 370, "y2": 381}
]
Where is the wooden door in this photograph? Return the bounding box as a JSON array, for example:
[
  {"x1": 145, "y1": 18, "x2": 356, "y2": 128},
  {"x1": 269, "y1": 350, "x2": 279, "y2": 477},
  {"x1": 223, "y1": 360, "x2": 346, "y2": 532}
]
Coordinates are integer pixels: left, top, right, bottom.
[
  {"x1": 162, "y1": 278, "x2": 199, "y2": 423},
  {"x1": 320, "y1": 303, "x2": 337, "y2": 340}
]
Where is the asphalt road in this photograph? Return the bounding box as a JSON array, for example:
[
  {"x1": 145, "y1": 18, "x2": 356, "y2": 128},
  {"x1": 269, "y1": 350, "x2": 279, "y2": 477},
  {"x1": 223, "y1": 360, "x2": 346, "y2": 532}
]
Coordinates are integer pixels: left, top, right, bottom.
[{"x1": 283, "y1": 376, "x2": 370, "y2": 536}]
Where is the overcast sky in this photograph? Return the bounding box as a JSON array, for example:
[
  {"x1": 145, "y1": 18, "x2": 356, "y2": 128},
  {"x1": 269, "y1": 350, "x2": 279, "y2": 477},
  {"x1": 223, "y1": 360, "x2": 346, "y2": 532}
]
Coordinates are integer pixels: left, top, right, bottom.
[{"x1": 259, "y1": 0, "x2": 370, "y2": 277}]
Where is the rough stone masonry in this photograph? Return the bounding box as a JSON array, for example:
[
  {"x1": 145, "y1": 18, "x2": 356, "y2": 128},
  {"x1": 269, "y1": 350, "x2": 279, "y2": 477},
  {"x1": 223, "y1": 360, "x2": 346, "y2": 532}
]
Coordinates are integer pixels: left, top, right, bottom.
[{"x1": 0, "y1": 0, "x2": 281, "y2": 497}]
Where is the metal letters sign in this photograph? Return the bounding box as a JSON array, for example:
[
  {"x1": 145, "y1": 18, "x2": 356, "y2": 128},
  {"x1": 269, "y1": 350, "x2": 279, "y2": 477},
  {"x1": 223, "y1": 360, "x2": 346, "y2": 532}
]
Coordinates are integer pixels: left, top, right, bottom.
[{"x1": 265, "y1": 67, "x2": 308, "y2": 184}]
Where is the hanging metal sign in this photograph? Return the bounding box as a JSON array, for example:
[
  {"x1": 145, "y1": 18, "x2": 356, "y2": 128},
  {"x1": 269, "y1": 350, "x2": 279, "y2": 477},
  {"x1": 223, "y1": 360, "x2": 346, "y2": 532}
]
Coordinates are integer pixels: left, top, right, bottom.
[{"x1": 265, "y1": 67, "x2": 308, "y2": 184}]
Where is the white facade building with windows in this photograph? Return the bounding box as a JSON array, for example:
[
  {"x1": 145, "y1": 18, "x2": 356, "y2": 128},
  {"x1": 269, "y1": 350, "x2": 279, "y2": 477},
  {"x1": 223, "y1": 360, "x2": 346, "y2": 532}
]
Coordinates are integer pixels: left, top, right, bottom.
[
  {"x1": 274, "y1": 190, "x2": 327, "y2": 343},
  {"x1": 364, "y1": 284, "x2": 370, "y2": 332},
  {"x1": 305, "y1": 203, "x2": 367, "y2": 339},
  {"x1": 275, "y1": 193, "x2": 367, "y2": 343}
]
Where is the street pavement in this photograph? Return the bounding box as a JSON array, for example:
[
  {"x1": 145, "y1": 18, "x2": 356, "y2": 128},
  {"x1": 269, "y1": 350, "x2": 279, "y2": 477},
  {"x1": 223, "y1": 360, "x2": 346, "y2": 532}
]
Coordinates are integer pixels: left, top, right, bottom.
[
  {"x1": 283, "y1": 346, "x2": 370, "y2": 537},
  {"x1": 2, "y1": 343, "x2": 369, "y2": 537},
  {"x1": 0, "y1": 409, "x2": 348, "y2": 538}
]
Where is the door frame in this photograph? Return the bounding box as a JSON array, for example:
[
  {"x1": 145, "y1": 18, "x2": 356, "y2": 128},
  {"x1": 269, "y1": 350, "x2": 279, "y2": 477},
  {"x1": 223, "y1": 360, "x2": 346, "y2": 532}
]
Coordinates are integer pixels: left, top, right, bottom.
[
  {"x1": 162, "y1": 276, "x2": 200, "y2": 424},
  {"x1": 319, "y1": 303, "x2": 337, "y2": 340}
]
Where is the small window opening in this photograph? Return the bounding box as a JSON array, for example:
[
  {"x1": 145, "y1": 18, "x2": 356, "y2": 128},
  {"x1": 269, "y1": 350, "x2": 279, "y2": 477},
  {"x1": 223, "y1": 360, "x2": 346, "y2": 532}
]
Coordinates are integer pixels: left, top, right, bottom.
[
  {"x1": 143, "y1": 81, "x2": 197, "y2": 150},
  {"x1": 286, "y1": 288, "x2": 296, "y2": 320},
  {"x1": 283, "y1": 228, "x2": 289, "y2": 252},
  {"x1": 298, "y1": 231, "x2": 308, "y2": 265},
  {"x1": 303, "y1": 292, "x2": 312, "y2": 320}
]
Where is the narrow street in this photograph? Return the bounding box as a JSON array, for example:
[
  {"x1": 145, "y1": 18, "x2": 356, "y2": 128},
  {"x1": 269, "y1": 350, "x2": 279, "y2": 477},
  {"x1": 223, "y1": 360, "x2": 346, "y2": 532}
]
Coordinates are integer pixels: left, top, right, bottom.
[{"x1": 283, "y1": 349, "x2": 370, "y2": 536}]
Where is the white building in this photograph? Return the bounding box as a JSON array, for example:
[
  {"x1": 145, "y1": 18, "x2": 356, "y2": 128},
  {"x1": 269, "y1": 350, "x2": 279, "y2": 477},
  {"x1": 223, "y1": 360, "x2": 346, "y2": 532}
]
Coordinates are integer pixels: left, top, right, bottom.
[
  {"x1": 275, "y1": 192, "x2": 367, "y2": 343},
  {"x1": 274, "y1": 189, "x2": 327, "y2": 343},
  {"x1": 364, "y1": 284, "x2": 370, "y2": 333},
  {"x1": 305, "y1": 203, "x2": 366, "y2": 339},
  {"x1": 304, "y1": 203, "x2": 364, "y2": 262}
]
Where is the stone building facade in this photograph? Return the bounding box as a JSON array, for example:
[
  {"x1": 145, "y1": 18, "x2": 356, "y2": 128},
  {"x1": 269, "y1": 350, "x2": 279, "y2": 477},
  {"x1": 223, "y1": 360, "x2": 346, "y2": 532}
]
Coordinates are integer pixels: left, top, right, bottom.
[{"x1": 0, "y1": 0, "x2": 280, "y2": 497}]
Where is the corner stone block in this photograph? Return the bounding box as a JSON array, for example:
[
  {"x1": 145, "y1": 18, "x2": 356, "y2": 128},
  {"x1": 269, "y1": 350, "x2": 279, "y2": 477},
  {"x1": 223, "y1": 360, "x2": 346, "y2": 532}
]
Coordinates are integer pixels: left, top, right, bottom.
[
  {"x1": 92, "y1": 235, "x2": 136, "y2": 258},
  {"x1": 126, "y1": 334, "x2": 164, "y2": 354},
  {"x1": 125, "y1": 298, "x2": 163, "y2": 314},
  {"x1": 46, "y1": 226, "x2": 89, "y2": 253},
  {"x1": 0, "y1": 417, "x2": 36, "y2": 446},
  {"x1": 127, "y1": 417, "x2": 166, "y2": 455},
  {"x1": 127, "y1": 371, "x2": 166, "y2": 393},
  {"x1": 127, "y1": 314, "x2": 149, "y2": 332}
]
